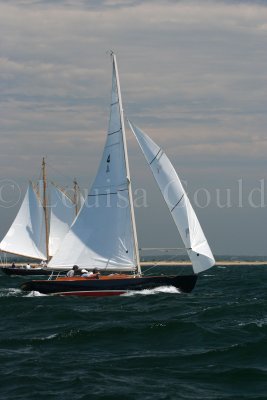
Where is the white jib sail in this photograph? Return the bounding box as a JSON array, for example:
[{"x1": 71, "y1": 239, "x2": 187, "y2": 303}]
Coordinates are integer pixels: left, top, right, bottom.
[
  {"x1": 0, "y1": 182, "x2": 47, "y2": 260},
  {"x1": 48, "y1": 55, "x2": 137, "y2": 271},
  {"x1": 48, "y1": 184, "x2": 76, "y2": 257},
  {"x1": 128, "y1": 120, "x2": 215, "y2": 274}
]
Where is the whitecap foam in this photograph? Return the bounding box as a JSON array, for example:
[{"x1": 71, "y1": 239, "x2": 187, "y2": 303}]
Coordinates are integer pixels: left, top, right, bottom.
[
  {"x1": 122, "y1": 286, "x2": 181, "y2": 297},
  {"x1": 238, "y1": 317, "x2": 267, "y2": 328},
  {"x1": 40, "y1": 333, "x2": 57, "y2": 341},
  {"x1": 0, "y1": 288, "x2": 22, "y2": 297},
  {"x1": 25, "y1": 291, "x2": 47, "y2": 297}
]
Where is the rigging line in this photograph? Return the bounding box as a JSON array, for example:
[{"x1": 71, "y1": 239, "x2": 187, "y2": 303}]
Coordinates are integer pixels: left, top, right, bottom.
[
  {"x1": 45, "y1": 161, "x2": 76, "y2": 183},
  {"x1": 51, "y1": 181, "x2": 74, "y2": 203},
  {"x1": 111, "y1": 100, "x2": 119, "y2": 106},
  {"x1": 22, "y1": 156, "x2": 48, "y2": 184},
  {"x1": 143, "y1": 254, "x2": 186, "y2": 275},
  {"x1": 0, "y1": 251, "x2": 8, "y2": 266},
  {"x1": 150, "y1": 149, "x2": 163, "y2": 165},
  {"x1": 140, "y1": 247, "x2": 186, "y2": 251},
  {"x1": 170, "y1": 194, "x2": 185, "y2": 212}
]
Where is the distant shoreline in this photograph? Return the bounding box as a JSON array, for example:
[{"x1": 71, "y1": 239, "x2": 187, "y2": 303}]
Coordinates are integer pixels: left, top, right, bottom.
[
  {"x1": 0, "y1": 260, "x2": 267, "y2": 269},
  {"x1": 141, "y1": 261, "x2": 267, "y2": 266}
]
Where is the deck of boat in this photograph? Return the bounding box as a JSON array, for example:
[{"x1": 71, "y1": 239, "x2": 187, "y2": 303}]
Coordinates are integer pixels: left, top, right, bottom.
[{"x1": 1, "y1": 260, "x2": 267, "y2": 271}]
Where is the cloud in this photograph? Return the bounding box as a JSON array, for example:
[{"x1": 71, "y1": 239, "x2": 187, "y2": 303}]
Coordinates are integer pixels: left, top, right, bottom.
[{"x1": 0, "y1": 0, "x2": 267, "y2": 254}]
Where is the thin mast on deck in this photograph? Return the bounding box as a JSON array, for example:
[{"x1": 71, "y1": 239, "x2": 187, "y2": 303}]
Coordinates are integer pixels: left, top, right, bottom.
[
  {"x1": 42, "y1": 157, "x2": 49, "y2": 261},
  {"x1": 112, "y1": 52, "x2": 141, "y2": 275}
]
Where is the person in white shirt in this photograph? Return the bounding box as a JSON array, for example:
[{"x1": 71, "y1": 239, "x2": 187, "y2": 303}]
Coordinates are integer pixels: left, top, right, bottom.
[
  {"x1": 40, "y1": 260, "x2": 47, "y2": 268},
  {"x1": 66, "y1": 265, "x2": 79, "y2": 277},
  {"x1": 81, "y1": 269, "x2": 93, "y2": 277}
]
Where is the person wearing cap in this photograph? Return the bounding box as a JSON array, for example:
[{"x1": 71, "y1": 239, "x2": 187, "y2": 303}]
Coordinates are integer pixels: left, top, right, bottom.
[{"x1": 66, "y1": 265, "x2": 79, "y2": 277}]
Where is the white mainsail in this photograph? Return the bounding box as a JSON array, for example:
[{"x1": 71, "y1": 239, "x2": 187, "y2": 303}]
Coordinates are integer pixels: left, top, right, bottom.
[
  {"x1": 48, "y1": 54, "x2": 138, "y2": 271},
  {"x1": 0, "y1": 182, "x2": 47, "y2": 260},
  {"x1": 128, "y1": 120, "x2": 215, "y2": 274},
  {"x1": 48, "y1": 183, "x2": 76, "y2": 257}
]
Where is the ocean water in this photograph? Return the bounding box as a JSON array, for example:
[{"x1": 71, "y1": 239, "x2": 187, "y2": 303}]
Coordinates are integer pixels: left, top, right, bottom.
[{"x1": 0, "y1": 265, "x2": 266, "y2": 400}]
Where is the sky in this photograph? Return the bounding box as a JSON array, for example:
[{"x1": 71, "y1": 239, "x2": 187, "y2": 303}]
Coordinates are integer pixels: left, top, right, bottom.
[{"x1": 0, "y1": 0, "x2": 267, "y2": 256}]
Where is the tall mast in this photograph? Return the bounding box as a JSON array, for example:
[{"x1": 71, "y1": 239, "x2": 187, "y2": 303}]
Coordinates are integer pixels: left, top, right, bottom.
[
  {"x1": 112, "y1": 53, "x2": 141, "y2": 275},
  {"x1": 42, "y1": 157, "x2": 49, "y2": 260},
  {"x1": 73, "y1": 178, "x2": 79, "y2": 216}
]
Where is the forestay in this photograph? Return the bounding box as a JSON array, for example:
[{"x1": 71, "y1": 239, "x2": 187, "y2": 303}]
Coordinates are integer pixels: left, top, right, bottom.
[
  {"x1": 48, "y1": 55, "x2": 137, "y2": 271},
  {"x1": 128, "y1": 120, "x2": 215, "y2": 273},
  {"x1": 0, "y1": 182, "x2": 47, "y2": 260}
]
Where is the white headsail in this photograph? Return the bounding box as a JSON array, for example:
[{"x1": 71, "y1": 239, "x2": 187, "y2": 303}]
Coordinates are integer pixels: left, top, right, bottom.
[
  {"x1": 0, "y1": 159, "x2": 81, "y2": 262},
  {"x1": 48, "y1": 183, "x2": 76, "y2": 257},
  {"x1": 48, "y1": 54, "x2": 139, "y2": 271},
  {"x1": 128, "y1": 120, "x2": 215, "y2": 274},
  {"x1": 0, "y1": 182, "x2": 47, "y2": 260}
]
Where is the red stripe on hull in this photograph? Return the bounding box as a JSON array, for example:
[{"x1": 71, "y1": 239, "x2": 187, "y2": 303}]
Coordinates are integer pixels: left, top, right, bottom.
[{"x1": 52, "y1": 290, "x2": 126, "y2": 297}]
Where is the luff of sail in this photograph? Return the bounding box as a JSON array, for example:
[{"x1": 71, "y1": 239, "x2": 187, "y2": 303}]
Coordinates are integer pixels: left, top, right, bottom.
[
  {"x1": 128, "y1": 120, "x2": 215, "y2": 274},
  {"x1": 0, "y1": 182, "x2": 47, "y2": 260},
  {"x1": 48, "y1": 183, "x2": 77, "y2": 257},
  {"x1": 48, "y1": 54, "x2": 137, "y2": 271}
]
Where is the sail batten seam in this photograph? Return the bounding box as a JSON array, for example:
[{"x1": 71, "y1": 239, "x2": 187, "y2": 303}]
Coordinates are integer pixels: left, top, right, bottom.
[
  {"x1": 170, "y1": 194, "x2": 185, "y2": 212},
  {"x1": 88, "y1": 188, "x2": 128, "y2": 197},
  {"x1": 108, "y1": 128, "x2": 121, "y2": 136},
  {"x1": 150, "y1": 149, "x2": 163, "y2": 165}
]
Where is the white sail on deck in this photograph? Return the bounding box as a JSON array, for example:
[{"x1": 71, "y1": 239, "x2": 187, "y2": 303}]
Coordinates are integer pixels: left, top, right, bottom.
[
  {"x1": 0, "y1": 182, "x2": 47, "y2": 260},
  {"x1": 48, "y1": 183, "x2": 77, "y2": 257},
  {"x1": 128, "y1": 120, "x2": 215, "y2": 274},
  {"x1": 0, "y1": 179, "x2": 79, "y2": 261},
  {"x1": 48, "y1": 54, "x2": 138, "y2": 271}
]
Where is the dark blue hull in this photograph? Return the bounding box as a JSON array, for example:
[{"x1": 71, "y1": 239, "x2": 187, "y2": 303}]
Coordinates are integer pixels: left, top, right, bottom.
[
  {"x1": 20, "y1": 274, "x2": 198, "y2": 296},
  {"x1": 1, "y1": 267, "x2": 51, "y2": 276}
]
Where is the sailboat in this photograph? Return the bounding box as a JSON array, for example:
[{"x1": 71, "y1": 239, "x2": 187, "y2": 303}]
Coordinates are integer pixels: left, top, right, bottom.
[
  {"x1": 0, "y1": 159, "x2": 81, "y2": 276},
  {"x1": 20, "y1": 53, "x2": 215, "y2": 295}
]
